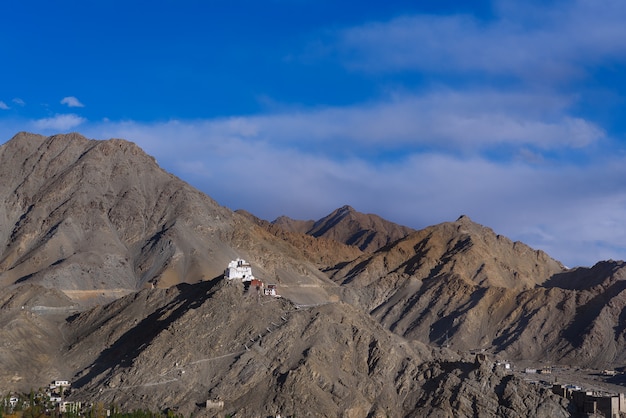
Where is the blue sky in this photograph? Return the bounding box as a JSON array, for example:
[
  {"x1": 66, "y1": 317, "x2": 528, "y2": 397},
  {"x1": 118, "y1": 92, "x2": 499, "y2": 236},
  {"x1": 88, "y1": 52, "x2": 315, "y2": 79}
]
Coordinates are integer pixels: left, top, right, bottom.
[{"x1": 2, "y1": 0, "x2": 626, "y2": 267}]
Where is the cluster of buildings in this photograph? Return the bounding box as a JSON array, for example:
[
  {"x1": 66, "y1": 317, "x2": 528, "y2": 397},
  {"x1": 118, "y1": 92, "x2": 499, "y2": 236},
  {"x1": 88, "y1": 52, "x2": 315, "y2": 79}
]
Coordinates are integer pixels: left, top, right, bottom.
[
  {"x1": 3, "y1": 380, "x2": 80, "y2": 414},
  {"x1": 552, "y1": 384, "x2": 626, "y2": 417},
  {"x1": 523, "y1": 366, "x2": 552, "y2": 375},
  {"x1": 520, "y1": 364, "x2": 625, "y2": 417},
  {"x1": 48, "y1": 380, "x2": 81, "y2": 413},
  {"x1": 497, "y1": 359, "x2": 626, "y2": 417},
  {"x1": 224, "y1": 258, "x2": 279, "y2": 297}
]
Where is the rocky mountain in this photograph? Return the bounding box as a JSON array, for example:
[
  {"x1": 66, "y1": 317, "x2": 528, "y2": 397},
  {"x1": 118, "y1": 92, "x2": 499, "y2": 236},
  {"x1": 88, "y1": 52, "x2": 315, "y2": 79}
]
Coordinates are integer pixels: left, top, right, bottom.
[
  {"x1": 62, "y1": 279, "x2": 569, "y2": 417},
  {"x1": 330, "y1": 214, "x2": 564, "y2": 290},
  {"x1": 324, "y1": 215, "x2": 626, "y2": 368},
  {"x1": 1, "y1": 131, "x2": 625, "y2": 417},
  {"x1": 271, "y1": 215, "x2": 315, "y2": 235},
  {"x1": 236, "y1": 209, "x2": 363, "y2": 270},
  {"x1": 0, "y1": 132, "x2": 334, "y2": 306},
  {"x1": 273, "y1": 205, "x2": 414, "y2": 252}
]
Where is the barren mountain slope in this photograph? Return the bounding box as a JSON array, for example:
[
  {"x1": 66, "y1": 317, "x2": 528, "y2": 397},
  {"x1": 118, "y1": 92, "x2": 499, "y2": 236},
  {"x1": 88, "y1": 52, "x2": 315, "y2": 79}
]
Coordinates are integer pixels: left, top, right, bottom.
[
  {"x1": 331, "y1": 215, "x2": 564, "y2": 291},
  {"x1": 379, "y1": 260, "x2": 626, "y2": 368},
  {"x1": 329, "y1": 215, "x2": 626, "y2": 367},
  {"x1": 61, "y1": 279, "x2": 569, "y2": 417},
  {"x1": 273, "y1": 205, "x2": 415, "y2": 252},
  {"x1": 370, "y1": 277, "x2": 574, "y2": 362},
  {"x1": 0, "y1": 132, "x2": 335, "y2": 305},
  {"x1": 0, "y1": 284, "x2": 77, "y2": 392},
  {"x1": 237, "y1": 209, "x2": 363, "y2": 269},
  {"x1": 543, "y1": 260, "x2": 626, "y2": 367},
  {"x1": 272, "y1": 215, "x2": 314, "y2": 234}
]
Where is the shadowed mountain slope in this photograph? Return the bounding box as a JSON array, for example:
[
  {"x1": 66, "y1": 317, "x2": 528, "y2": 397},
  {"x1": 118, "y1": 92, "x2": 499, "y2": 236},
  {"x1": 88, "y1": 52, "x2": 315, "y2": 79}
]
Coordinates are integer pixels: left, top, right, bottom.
[
  {"x1": 273, "y1": 205, "x2": 414, "y2": 252},
  {"x1": 60, "y1": 279, "x2": 569, "y2": 417}
]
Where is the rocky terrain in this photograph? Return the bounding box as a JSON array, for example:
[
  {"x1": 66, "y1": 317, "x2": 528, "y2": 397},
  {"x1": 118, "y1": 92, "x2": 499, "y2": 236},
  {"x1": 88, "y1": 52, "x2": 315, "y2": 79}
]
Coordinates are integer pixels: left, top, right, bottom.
[
  {"x1": 64, "y1": 279, "x2": 573, "y2": 417},
  {"x1": 322, "y1": 216, "x2": 626, "y2": 368},
  {"x1": 236, "y1": 209, "x2": 363, "y2": 270},
  {"x1": 0, "y1": 132, "x2": 625, "y2": 416},
  {"x1": 273, "y1": 205, "x2": 414, "y2": 253},
  {"x1": 0, "y1": 132, "x2": 334, "y2": 305}
]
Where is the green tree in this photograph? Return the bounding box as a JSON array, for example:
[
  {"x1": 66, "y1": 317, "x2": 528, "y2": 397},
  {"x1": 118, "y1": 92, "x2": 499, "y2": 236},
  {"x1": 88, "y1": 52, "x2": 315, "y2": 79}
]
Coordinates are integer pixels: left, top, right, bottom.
[{"x1": 29, "y1": 389, "x2": 35, "y2": 409}]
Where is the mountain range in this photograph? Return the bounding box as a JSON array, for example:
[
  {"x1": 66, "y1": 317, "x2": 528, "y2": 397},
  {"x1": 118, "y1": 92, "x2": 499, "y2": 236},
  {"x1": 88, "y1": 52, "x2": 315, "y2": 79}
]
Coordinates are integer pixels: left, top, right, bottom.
[
  {"x1": 0, "y1": 132, "x2": 624, "y2": 417},
  {"x1": 272, "y1": 204, "x2": 414, "y2": 253}
]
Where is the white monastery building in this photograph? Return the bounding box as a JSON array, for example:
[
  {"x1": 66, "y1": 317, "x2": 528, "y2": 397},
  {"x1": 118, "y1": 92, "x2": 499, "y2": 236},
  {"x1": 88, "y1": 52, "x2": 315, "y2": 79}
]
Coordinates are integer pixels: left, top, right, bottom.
[{"x1": 224, "y1": 258, "x2": 255, "y2": 282}]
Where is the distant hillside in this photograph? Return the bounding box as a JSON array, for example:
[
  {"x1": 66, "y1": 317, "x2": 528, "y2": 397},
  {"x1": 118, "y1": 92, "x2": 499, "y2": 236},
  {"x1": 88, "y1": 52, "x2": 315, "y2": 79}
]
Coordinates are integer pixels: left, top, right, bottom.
[
  {"x1": 330, "y1": 214, "x2": 564, "y2": 290},
  {"x1": 324, "y1": 215, "x2": 626, "y2": 367},
  {"x1": 271, "y1": 215, "x2": 314, "y2": 235},
  {"x1": 273, "y1": 205, "x2": 414, "y2": 252},
  {"x1": 236, "y1": 209, "x2": 363, "y2": 269}
]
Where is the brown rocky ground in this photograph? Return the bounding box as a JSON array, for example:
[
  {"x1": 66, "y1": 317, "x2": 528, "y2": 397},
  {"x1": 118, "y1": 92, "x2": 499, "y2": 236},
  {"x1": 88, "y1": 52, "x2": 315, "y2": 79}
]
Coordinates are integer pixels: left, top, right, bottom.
[
  {"x1": 60, "y1": 279, "x2": 569, "y2": 417},
  {"x1": 0, "y1": 284, "x2": 78, "y2": 390}
]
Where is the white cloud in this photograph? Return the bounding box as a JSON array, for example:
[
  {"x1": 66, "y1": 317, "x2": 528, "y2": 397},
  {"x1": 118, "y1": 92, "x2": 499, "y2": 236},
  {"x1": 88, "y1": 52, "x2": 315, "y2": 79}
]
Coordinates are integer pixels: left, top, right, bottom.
[
  {"x1": 0, "y1": 0, "x2": 622, "y2": 271},
  {"x1": 77, "y1": 100, "x2": 622, "y2": 268},
  {"x1": 33, "y1": 114, "x2": 86, "y2": 131},
  {"x1": 89, "y1": 90, "x2": 601, "y2": 157},
  {"x1": 60, "y1": 96, "x2": 85, "y2": 108},
  {"x1": 0, "y1": 101, "x2": 9, "y2": 110},
  {"x1": 280, "y1": 90, "x2": 603, "y2": 151},
  {"x1": 12, "y1": 98, "x2": 25, "y2": 106},
  {"x1": 0, "y1": 104, "x2": 619, "y2": 268},
  {"x1": 333, "y1": 0, "x2": 626, "y2": 82}
]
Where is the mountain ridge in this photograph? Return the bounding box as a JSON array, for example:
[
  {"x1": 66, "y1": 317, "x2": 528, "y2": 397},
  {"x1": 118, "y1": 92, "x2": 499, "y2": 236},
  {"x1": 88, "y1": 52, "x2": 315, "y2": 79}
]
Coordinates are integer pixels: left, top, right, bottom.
[
  {"x1": 0, "y1": 132, "x2": 337, "y2": 306},
  {"x1": 0, "y1": 131, "x2": 624, "y2": 417},
  {"x1": 272, "y1": 204, "x2": 415, "y2": 252}
]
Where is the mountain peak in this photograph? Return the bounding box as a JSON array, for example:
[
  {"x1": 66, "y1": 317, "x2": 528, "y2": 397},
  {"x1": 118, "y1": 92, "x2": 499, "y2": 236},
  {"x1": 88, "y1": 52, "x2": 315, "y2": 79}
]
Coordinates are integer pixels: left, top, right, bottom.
[
  {"x1": 331, "y1": 214, "x2": 564, "y2": 290},
  {"x1": 274, "y1": 205, "x2": 414, "y2": 252},
  {"x1": 456, "y1": 214, "x2": 472, "y2": 223},
  {"x1": 0, "y1": 133, "x2": 231, "y2": 298},
  {"x1": 337, "y1": 204, "x2": 355, "y2": 213},
  {"x1": 8, "y1": 131, "x2": 46, "y2": 142}
]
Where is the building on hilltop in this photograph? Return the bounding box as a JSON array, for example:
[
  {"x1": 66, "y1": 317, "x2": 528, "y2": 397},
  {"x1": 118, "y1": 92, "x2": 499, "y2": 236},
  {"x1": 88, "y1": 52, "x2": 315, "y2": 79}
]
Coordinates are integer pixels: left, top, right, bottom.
[
  {"x1": 224, "y1": 259, "x2": 280, "y2": 297},
  {"x1": 224, "y1": 258, "x2": 255, "y2": 282},
  {"x1": 250, "y1": 278, "x2": 264, "y2": 290},
  {"x1": 264, "y1": 284, "x2": 278, "y2": 296}
]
